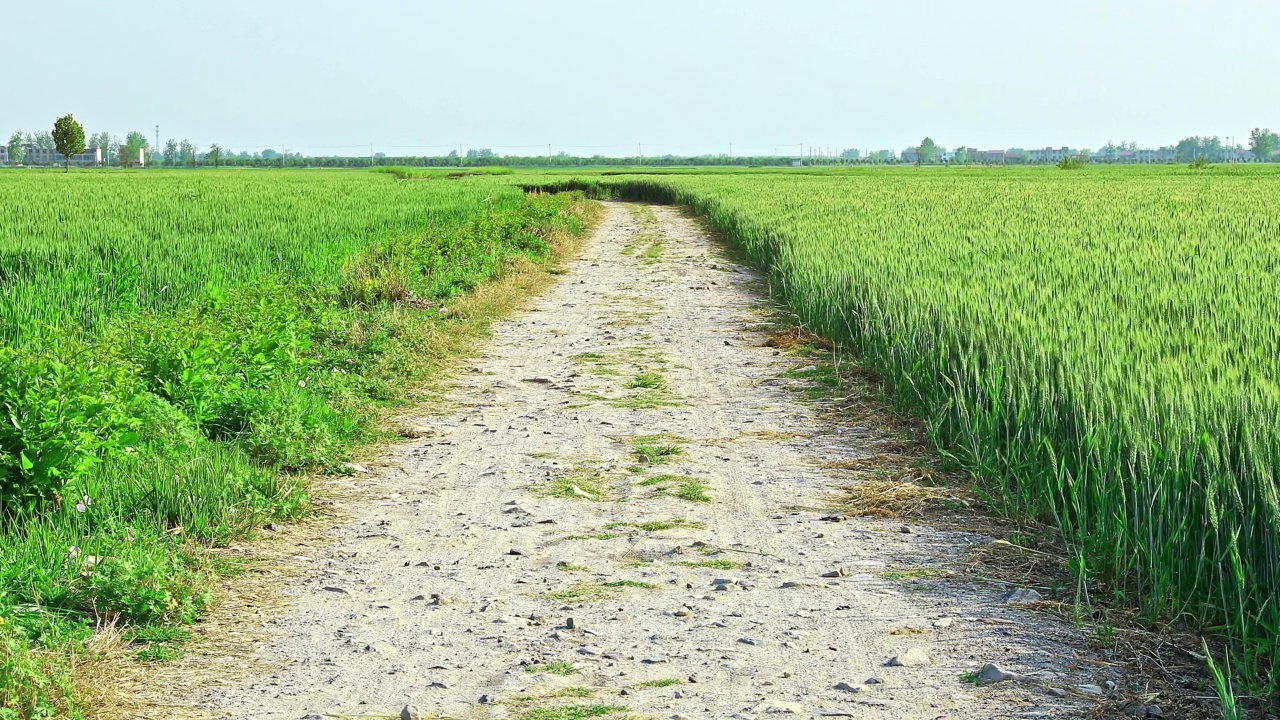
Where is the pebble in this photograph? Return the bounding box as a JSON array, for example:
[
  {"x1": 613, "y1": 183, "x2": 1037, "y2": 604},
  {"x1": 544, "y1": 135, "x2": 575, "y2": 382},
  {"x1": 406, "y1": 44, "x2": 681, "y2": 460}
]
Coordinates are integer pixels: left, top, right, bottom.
[
  {"x1": 886, "y1": 648, "x2": 931, "y2": 667},
  {"x1": 1075, "y1": 684, "x2": 1104, "y2": 695},
  {"x1": 998, "y1": 588, "x2": 1044, "y2": 603},
  {"x1": 400, "y1": 705, "x2": 419, "y2": 720},
  {"x1": 833, "y1": 681, "x2": 863, "y2": 693},
  {"x1": 642, "y1": 655, "x2": 671, "y2": 664},
  {"x1": 932, "y1": 617, "x2": 954, "y2": 629}
]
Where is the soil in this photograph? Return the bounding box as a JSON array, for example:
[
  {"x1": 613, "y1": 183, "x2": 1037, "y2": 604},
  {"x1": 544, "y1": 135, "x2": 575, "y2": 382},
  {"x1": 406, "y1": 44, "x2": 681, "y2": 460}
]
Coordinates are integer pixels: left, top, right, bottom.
[{"x1": 179, "y1": 203, "x2": 1130, "y2": 719}]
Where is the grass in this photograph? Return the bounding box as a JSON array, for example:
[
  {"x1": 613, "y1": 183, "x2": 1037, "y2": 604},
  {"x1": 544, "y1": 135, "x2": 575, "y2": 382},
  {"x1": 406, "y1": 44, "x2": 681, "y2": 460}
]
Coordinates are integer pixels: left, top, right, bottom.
[
  {"x1": 630, "y1": 436, "x2": 684, "y2": 465},
  {"x1": 544, "y1": 687, "x2": 595, "y2": 699},
  {"x1": 541, "y1": 583, "x2": 614, "y2": 603},
  {"x1": 542, "y1": 466, "x2": 610, "y2": 501},
  {"x1": 605, "y1": 519, "x2": 702, "y2": 533},
  {"x1": 0, "y1": 171, "x2": 597, "y2": 713},
  {"x1": 675, "y1": 559, "x2": 741, "y2": 570},
  {"x1": 525, "y1": 662, "x2": 579, "y2": 676},
  {"x1": 542, "y1": 580, "x2": 656, "y2": 602},
  {"x1": 600, "y1": 580, "x2": 658, "y2": 589},
  {"x1": 635, "y1": 678, "x2": 683, "y2": 688},
  {"x1": 569, "y1": 348, "x2": 681, "y2": 407},
  {"x1": 625, "y1": 372, "x2": 666, "y2": 390},
  {"x1": 639, "y1": 474, "x2": 710, "y2": 503},
  {"x1": 519, "y1": 705, "x2": 627, "y2": 720},
  {"x1": 564, "y1": 532, "x2": 622, "y2": 541},
  {"x1": 881, "y1": 569, "x2": 941, "y2": 581}
]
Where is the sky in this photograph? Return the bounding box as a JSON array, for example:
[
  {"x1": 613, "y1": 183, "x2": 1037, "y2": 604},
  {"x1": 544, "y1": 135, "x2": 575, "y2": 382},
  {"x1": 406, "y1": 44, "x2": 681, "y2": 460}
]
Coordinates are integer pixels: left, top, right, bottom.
[{"x1": 4, "y1": 0, "x2": 1277, "y2": 157}]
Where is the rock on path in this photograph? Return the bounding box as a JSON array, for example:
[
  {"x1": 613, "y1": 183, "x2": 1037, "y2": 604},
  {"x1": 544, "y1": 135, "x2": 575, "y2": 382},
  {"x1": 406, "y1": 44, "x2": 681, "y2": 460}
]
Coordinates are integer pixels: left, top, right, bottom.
[{"x1": 193, "y1": 203, "x2": 1100, "y2": 719}]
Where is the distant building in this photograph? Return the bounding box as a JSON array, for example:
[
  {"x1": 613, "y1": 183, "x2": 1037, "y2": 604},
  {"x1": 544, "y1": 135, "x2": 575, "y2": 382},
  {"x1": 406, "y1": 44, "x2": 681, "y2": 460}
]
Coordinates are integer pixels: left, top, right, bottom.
[
  {"x1": 23, "y1": 145, "x2": 102, "y2": 167},
  {"x1": 1027, "y1": 147, "x2": 1075, "y2": 164},
  {"x1": 978, "y1": 150, "x2": 1006, "y2": 164},
  {"x1": 0, "y1": 146, "x2": 7, "y2": 165},
  {"x1": 900, "y1": 147, "x2": 919, "y2": 164}
]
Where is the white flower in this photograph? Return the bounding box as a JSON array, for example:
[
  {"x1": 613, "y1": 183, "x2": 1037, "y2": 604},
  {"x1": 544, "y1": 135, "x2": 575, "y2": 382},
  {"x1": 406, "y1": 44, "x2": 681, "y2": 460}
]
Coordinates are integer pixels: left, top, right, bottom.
[
  {"x1": 298, "y1": 379, "x2": 307, "y2": 388},
  {"x1": 75, "y1": 495, "x2": 92, "y2": 513}
]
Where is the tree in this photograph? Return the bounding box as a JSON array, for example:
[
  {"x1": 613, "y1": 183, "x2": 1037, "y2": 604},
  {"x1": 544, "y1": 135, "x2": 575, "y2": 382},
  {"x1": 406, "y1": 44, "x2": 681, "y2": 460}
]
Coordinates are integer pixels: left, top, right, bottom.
[
  {"x1": 88, "y1": 131, "x2": 111, "y2": 165},
  {"x1": 27, "y1": 131, "x2": 54, "y2": 149},
  {"x1": 260, "y1": 148, "x2": 280, "y2": 159},
  {"x1": 1249, "y1": 128, "x2": 1278, "y2": 162},
  {"x1": 840, "y1": 148, "x2": 861, "y2": 159},
  {"x1": 918, "y1": 137, "x2": 938, "y2": 164},
  {"x1": 52, "y1": 114, "x2": 85, "y2": 172},
  {"x1": 124, "y1": 130, "x2": 149, "y2": 164},
  {"x1": 208, "y1": 143, "x2": 222, "y2": 168},
  {"x1": 163, "y1": 139, "x2": 178, "y2": 165},
  {"x1": 179, "y1": 139, "x2": 195, "y2": 166},
  {"x1": 953, "y1": 147, "x2": 968, "y2": 164},
  {"x1": 7, "y1": 131, "x2": 23, "y2": 165}
]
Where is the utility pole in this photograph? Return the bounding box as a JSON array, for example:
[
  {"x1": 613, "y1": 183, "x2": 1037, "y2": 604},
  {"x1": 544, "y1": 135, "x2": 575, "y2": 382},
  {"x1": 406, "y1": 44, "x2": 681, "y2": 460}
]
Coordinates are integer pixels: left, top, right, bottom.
[
  {"x1": 155, "y1": 125, "x2": 159, "y2": 160},
  {"x1": 638, "y1": 143, "x2": 643, "y2": 166},
  {"x1": 370, "y1": 143, "x2": 374, "y2": 167},
  {"x1": 548, "y1": 143, "x2": 552, "y2": 167},
  {"x1": 799, "y1": 143, "x2": 804, "y2": 166}
]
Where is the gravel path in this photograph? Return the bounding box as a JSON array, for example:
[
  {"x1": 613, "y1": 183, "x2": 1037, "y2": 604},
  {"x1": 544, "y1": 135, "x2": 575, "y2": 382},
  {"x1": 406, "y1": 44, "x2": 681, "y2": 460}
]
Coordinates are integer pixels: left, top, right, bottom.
[{"x1": 199, "y1": 202, "x2": 1106, "y2": 719}]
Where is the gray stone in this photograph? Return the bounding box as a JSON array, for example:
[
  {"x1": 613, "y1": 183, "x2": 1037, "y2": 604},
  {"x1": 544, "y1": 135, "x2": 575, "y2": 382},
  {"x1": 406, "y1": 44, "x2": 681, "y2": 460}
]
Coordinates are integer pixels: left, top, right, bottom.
[
  {"x1": 833, "y1": 681, "x2": 862, "y2": 693},
  {"x1": 886, "y1": 648, "x2": 931, "y2": 667},
  {"x1": 1075, "y1": 684, "x2": 1104, "y2": 695},
  {"x1": 400, "y1": 705, "x2": 420, "y2": 720},
  {"x1": 978, "y1": 663, "x2": 1019, "y2": 684},
  {"x1": 998, "y1": 588, "x2": 1044, "y2": 603},
  {"x1": 642, "y1": 655, "x2": 670, "y2": 664}
]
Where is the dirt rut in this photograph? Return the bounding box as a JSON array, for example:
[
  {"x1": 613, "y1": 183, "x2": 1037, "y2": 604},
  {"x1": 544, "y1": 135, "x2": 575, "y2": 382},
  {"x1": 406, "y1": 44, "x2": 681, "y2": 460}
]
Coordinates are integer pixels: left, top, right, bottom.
[{"x1": 196, "y1": 202, "x2": 1102, "y2": 719}]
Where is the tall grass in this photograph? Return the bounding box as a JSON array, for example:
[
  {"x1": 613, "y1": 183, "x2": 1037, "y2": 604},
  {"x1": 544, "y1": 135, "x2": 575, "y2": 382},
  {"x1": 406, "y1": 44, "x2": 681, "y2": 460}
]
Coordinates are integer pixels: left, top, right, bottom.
[{"x1": 537, "y1": 167, "x2": 1280, "y2": 699}]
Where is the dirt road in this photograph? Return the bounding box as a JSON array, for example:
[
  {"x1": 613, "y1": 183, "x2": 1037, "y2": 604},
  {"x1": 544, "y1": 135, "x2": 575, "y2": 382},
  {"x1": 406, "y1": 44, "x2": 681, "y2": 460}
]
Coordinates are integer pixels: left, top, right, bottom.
[{"x1": 196, "y1": 202, "x2": 1106, "y2": 719}]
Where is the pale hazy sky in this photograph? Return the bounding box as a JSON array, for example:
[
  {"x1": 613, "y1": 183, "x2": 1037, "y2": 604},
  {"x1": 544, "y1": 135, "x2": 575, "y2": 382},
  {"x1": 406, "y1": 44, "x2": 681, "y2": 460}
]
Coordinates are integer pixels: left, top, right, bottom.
[{"x1": 5, "y1": 0, "x2": 1277, "y2": 156}]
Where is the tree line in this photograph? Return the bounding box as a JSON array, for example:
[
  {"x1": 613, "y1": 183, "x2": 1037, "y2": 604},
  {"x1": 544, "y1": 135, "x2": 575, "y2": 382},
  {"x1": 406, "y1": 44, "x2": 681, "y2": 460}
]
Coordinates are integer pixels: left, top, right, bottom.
[{"x1": 8, "y1": 114, "x2": 1277, "y2": 170}]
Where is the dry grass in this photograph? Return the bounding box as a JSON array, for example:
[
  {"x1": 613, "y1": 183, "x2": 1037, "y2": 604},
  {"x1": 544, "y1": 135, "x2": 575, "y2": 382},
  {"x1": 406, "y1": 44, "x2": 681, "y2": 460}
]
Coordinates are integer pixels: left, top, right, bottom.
[
  {"x1": 81, "y1": 199, "x2": 604, "y2": 719},
  {"x1": 840, "y1": 477, "x2": 966, "y2": 518},
  {"x1": 761, "y1": 325, "x2": 832, "y2": 352}
]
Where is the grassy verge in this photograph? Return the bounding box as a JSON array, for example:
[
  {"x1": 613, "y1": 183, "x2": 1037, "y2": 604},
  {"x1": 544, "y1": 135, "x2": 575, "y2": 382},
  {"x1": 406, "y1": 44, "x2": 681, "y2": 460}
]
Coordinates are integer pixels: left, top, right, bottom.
[{"x1": 0, "y1": 190, "x2": 596, "y2": 718}]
